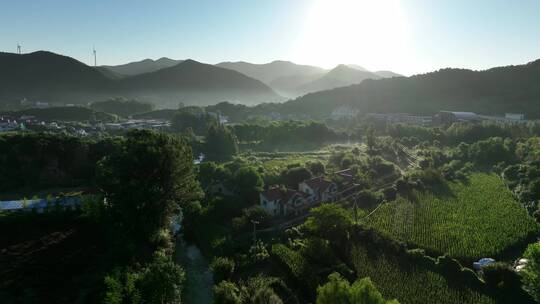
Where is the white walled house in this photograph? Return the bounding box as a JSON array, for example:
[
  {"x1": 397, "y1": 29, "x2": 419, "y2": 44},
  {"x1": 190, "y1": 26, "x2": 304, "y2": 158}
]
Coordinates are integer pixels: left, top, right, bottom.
[{"x1": 259, "y1": 187, "x2": 308, "y2": 217}]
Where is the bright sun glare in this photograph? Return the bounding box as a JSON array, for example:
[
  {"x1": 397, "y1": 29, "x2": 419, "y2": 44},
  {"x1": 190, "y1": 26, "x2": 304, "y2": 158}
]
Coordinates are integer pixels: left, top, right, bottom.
[{"x1": 294, "y1": 0, "x2": 410, "y2": 70}]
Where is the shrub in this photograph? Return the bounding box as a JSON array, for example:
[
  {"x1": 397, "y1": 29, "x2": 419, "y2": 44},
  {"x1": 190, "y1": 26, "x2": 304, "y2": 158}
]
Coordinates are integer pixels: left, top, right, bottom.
[
  {"x1": 214, "y1": 280, "x2": 242, "y2": 304},
  {"x1": 211, "y1": 257, "x2": 236, "y2": 283}
]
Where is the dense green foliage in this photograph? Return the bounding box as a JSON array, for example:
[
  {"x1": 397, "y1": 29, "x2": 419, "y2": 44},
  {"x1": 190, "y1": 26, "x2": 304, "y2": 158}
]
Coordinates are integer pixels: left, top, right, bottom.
[
  {"x1": 0, "y1": 132, "x2": 120, "y2": 193},
  {"x1": 522, "y1": 242, "x2": 540, "y2": 302},
  {"x1": 316, "y1": 273, "x2": 398, "y2": 304},
  {"x1": 206, "y1": 124, "x2": 239, "y2": 160},
  {"x1": 232, "y1": 121, "x2": 344, "y2": 150},
  {"x1": 366, "y1": 173, "x2": 539, "y2": 260},
  {"x1": 97, "y1": 130, "x2": 202, "y2": 255}
]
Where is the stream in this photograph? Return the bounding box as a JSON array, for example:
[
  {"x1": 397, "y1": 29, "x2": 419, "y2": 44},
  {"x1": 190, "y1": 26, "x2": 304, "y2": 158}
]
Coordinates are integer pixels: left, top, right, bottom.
[{"x1": 175, "y1": 236, "x2": 214, "y2": 304}]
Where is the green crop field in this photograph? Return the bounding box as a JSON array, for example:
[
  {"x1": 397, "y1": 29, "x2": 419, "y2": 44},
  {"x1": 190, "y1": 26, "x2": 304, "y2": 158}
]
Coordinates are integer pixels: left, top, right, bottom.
[
  {"x1": 366, "y1": 173, "x2": 539, "y2": 260},
  {"x1": 351, "y1": 246, "x2": 495, "y2": 304}
]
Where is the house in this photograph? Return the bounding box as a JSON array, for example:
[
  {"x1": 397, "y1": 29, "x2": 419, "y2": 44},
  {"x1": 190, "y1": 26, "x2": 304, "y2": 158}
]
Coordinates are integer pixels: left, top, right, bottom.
[
  {"x1": 434, "y1": 111, "x2": 480, "y2": 125},
  {"x1": 259, "y1": 186, "x2": 308, "y2": 217},
  {"x1": 365, "y1": 113, "x2": 432, "y2": 125},
  {"x1": 331, "y1": 106, "x2": 359, "y2": 120},
  {"x1": 505, "y1": 113, "x2": 525, "y2": 121},
  {"x1": 299, "y1": 176, "x2": 337, "y2": 203}
]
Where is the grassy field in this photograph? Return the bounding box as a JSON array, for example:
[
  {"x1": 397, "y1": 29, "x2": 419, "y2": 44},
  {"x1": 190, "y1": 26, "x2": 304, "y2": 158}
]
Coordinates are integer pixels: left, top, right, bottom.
[
  {"x1": 365, "y1": 173, "x2": 539, "y2": 260},
  {"x1": 351, "y1": 246, "x2": 496, "y2": 304}
]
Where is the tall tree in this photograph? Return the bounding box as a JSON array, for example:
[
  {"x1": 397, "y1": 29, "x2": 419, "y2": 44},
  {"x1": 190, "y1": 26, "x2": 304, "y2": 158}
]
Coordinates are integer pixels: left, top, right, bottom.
[
  {"x1": 97, "y1": 130, "x2": 202, "y2": 254},
  {"x1": 206, "y1": 123, "x2": 239, "y2": 161}
]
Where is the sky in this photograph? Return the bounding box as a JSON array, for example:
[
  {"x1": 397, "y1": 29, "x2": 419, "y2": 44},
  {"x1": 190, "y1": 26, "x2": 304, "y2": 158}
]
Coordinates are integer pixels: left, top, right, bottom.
[{"x1": 1, "y1": 0, "x2": 540, "y2": 76}]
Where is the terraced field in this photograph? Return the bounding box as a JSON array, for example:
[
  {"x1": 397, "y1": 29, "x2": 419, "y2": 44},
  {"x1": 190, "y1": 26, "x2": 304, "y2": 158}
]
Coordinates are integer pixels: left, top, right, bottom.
[{"x1": 366, "y1": 173, "x2": 540, "y2": 260}]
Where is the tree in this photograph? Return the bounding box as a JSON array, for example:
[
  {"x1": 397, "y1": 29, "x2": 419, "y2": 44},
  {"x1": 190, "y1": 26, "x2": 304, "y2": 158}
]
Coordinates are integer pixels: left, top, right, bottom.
[
  {"x1": 139, "y1": 254, "x2": 186, "y2": 304},
  {"x1": 304, "y1": 203, "x2": 353, "y2": 246},
  {"x1": 206, "y1": 123, "x2": 239, "y2": 160},
  {"x1": 307, "y1": 161, "x2": 326, "y2": 176},
  {"x1": 281, "y1": 167, "x2": 312, "y2": 189},
  {"x1": 97, "y1": 130, "x2": 202, "y2": 254},
  {"x1": 522, "y1": 242, "x2": 540, "y2": 302},
  {"x1": 234, "y1": 166, "x2": 264, "y2": 201},
  {"x1": 317, "y1": 273, "x2": 398, "y2": 304},
  {"x1": 214, "y1": 281, "x2": 242, "y2": 304},
  {"x1": 365, "y1": 126, "x2": 376, "y2": 153},
  {"x1": 211, "y1": 257, "x2": 236, "y2": 283}
]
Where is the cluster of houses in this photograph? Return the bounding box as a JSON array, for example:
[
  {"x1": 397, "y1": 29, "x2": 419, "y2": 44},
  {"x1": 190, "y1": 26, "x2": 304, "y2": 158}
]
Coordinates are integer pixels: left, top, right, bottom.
[
  {"x1": 259, "y1": 168, "x2": 354, "y2": 217},
  {"x1": 364, "y1": 111, "x2": 527, "y2": 126},
  {"x1": 0, "y1": 115, "x2": 22, "y2": 132}
]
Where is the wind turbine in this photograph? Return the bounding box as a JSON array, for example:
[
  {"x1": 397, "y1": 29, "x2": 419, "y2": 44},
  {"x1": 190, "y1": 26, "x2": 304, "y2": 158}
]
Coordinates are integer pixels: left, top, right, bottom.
[
  {"x1": 93, "y1": 46, "x2": 97, "y2": 66},
  {"x1": 17, "y1": 43, "x2": 21, "y2": 54}
]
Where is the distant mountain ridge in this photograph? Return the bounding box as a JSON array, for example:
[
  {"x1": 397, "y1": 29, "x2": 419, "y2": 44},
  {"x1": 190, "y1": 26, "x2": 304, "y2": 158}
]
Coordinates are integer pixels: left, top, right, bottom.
[
  {"x1": 216, "y1": 60, "x2": 402, "y2": 98},
  {"x1": 294, "y1": 64, "x2": 383, "y2": 96},
  {"x1": 0, "y1": 51, "x2": 282, "y2": 106},
  {"x1": 279, "y1": 59, "x2": 540, "y2": 118},
  {"x1": 101, "y1": 57, "x2": 183, "y2": 76},
  {"x1": 216, "y1": 60, "x2": 327, "y2": 84}
]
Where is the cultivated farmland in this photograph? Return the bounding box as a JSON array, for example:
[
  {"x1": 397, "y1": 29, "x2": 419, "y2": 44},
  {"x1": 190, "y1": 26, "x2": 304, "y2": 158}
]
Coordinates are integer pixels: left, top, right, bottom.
[{"x1": 366, "y1": 173, "x2": 540, "y2": 260}]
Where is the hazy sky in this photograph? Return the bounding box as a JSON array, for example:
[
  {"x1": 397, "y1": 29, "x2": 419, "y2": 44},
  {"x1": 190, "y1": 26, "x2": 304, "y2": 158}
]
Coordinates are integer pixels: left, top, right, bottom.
[{"x1": 1, "y1": 0, "x2": 540, "y2": 76}]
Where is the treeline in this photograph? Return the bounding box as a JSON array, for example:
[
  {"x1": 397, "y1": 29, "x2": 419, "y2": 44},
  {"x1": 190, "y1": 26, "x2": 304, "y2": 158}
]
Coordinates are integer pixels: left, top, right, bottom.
[
  {"x1": 2, "y1": 106, "x2": 117, "y2": 122},
  {"x1": 90, "y1": 97, "x2": 153, "y2": 118},
  {"x1": 232, "y1": 121, "x2": 345, "y2": 150},
  {"x1": 387, "y1": 121, "x2": 540, "y2": 146},
  {"x1": 0, "y1": 132, "x2": 121, "y2": 193}
]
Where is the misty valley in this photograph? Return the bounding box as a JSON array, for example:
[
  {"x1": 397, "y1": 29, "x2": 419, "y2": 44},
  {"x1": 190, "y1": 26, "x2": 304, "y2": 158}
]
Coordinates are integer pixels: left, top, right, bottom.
[{"x1": 2, "y1": 1, "x2": 540, "y2": 303}]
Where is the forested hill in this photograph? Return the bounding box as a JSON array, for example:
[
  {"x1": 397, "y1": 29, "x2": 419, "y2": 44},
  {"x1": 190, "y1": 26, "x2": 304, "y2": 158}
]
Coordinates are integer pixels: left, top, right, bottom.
[
  {"x1": 0, "y1": 52, "x2": 283, "y2": 106},
  {"x1": 0, "y1": 51, "x2": 115, "y2": 103},
  {"x1": 118, "y1": 59, "x2": 283, "y2": 105},
  {"x1": 280, "y1": 59, "x2": 540, "y2": 118}
]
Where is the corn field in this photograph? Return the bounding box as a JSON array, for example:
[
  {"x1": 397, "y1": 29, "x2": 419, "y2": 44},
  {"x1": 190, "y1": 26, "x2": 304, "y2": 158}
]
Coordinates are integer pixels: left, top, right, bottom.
[
  {"x1": 351, "y1": 246, "x2": 495, "y2": 304},
  {"x1": 366, "y1": 173, "x2": 539, "y2": 260}
]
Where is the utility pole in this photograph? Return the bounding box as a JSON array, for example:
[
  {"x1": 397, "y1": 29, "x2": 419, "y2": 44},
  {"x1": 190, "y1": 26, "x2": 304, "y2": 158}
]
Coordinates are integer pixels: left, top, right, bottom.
[
  {"x1": 93, "y1": 46, "x2": 97, "y2": 66},
  {"x1": 353, "y1": 194, "x2": 359, "y2": 225},
  {"x1": 251, "y1": 220, "x2": 260, "y2": 244}
]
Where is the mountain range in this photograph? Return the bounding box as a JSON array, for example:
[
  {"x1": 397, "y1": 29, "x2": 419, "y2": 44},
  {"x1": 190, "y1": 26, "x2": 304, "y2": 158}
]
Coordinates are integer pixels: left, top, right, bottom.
[
  {"x1": 214, "y1": 61, "x2": 402, "y2": 97},
  {"x1": 278, "y1": 59, "x2": 540, "y2": 118},
  {"x1": 0, "y1": 51, "x2": 282, "y2": 106}
]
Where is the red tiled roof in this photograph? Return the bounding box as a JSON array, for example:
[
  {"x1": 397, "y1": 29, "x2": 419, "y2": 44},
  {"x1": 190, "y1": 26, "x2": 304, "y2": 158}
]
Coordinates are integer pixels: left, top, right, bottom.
[
  {"x1": 261, "y1": 187, "x2": 283, "y2": 201},
  {"x1": 261, "y1": 187, "x2": 303, "y2": 203}
]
